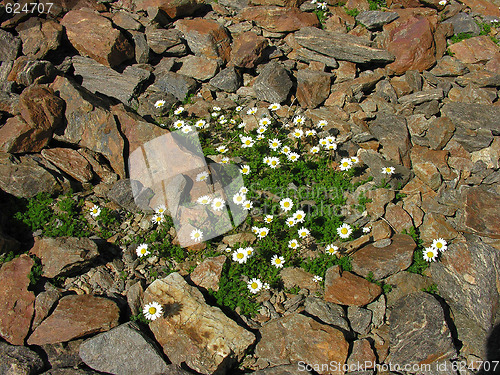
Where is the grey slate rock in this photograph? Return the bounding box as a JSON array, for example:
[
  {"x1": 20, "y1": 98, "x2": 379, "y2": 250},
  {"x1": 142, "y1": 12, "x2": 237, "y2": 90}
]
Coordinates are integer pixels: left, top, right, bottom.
[
  {"x1": 356, "y1": 11, "x2": 399, "y2": 30},
  {"x1": 303, "y1": 297, "x2": 350, "y2": 330},
  {"x1": 154, "y1": 71, "x2": 198, "y2": 101},
  {"x1": 386, "y1": 292, "x2": 456, "y2": 366},
  {"x1": 72, "y1": 56, "x2": 150, "y2": 106},
  {"x1": 146, "y1": 28, "x2": 183, "y2": 55},
  {"x1": 130, "y1": 31, "x2": 150, "y2": 64},
  {"x1": 107, "y1": 179, "x2": 154, "y2": 213},
  {"x1": 347, "y1": 306, "x2": 372, "y2": 335},
  {"x1": 210, "y1": 66, "x2": 242, "y2": 93},
  {"x1": 398, "y1": 88, "x2": 444, "y2": 105},
  {"x1": 0, "y1": 29, "x2": 21, "y2": 61},
  {"x1": 0, "y1": 341, "x2": 44, "y2": 375},
  {"x1": 294, "y1": 47, "x2": 338, "y2": 68},
  {"x1": 11, "y1": 58, "x2": 56, "y2": 86},
  {"x1": 79, "y1": 322, "x2": 171, "y2": 375},
  {"x1": 441, "y1": 102, "x2": 500, "y2": 133},
  {"x1": 453, "y1": 127, "x2": 493, "y2": 152},
  {"x1": 253, "y1": 61, "x2": 292, "y2": 103},
  {"x1": 443, "y1": 13, "x2": 481, "y2": 36},
  {"x1": 294, "y1": 27, "x2": 395, "y2": 64}
]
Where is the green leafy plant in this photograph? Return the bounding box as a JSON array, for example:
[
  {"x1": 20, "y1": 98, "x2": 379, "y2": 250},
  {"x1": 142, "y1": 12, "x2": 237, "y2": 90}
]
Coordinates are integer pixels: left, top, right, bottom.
[
  {"x1": 130, "y1": 312, "x2": 150, "y2": 324},
  {"x1": 344, "y1": 7, "x2": 359, "y2": 17},
  {"x1": 366, "y1": 271, "x2": 393, "y2": 294},
  {"x1": 368, "y1": 0, "x2": 386, "y2": 10},
  {"x1": 403, "y1": 227, "x2": 429, "y2": 275},
  {"x1": 28, "y1": 256, "x2": 44, "y2": 288},
  {"x1": 422, "y1": 283, "x2": 439, "y2": 294}
]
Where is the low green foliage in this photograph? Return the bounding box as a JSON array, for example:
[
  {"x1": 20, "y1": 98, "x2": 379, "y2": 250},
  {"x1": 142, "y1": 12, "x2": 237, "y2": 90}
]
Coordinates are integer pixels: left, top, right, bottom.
[
  {"x1": 28, "y1": 256, "x2": 43, "y2": 288},
  {"x1": 344, "y1": 7, "x2": 359, "y2": 17},
  {"x1": 130, "y1": 312, "x2": 149, "y2": 324},
  {"x1": 356, "y1": 192, "x2": 372, "y2": 213},
  {"x1": 301, "y1": 253, "x2": 352, "y2": 280},
  {"x1": 422, "y1": 283, "x2": 439, "y2": 295},
  {"x1": 366, "y1": 271, "x2": 393, "y2": 294},
  {"x1": 450, "y1": 32, "x2": 475, "y2": 44},
  {"x1": 314, "y1": 9, "x2": 328, "y2": 27},
  {"x1": 368, "y1": 0, "x2": 386, "y2": 10},
  {"x1": 403, "y1": 227, "x2": 429, "y2": 275}
]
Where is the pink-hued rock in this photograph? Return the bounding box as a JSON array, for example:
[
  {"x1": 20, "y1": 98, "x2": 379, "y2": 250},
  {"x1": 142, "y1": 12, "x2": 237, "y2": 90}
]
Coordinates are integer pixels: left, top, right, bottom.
[
  {"x1": 448, "y1": 36, "x2": 500, "y2": 64},
  {"x1": 463, "y1": 188, "x2": 500, "y2": 239},
  {"x1": 129, "y1": 0, "x2": 203, "y2": 18},
  {"x1": 190, "y1": 255, "x2": 226, "y2": 292},
  {"x1": 0, "y1": 255, "x2": 35, "y2": 345},
  {"x1": 28, "y1": 294, "x2": 120, "y2": 345},
  {"x1": 239, "y1": 6, "x2": 320, "y2": 33},
  {"x1": 461, "y1": 0, "x2": 500, "y2": 17},
  {"x1": 41, "y1": 148, "x2": 94, "y2": 183},
  {"x1": 230, "y1": 31, "x2": 268, "y2": 69},
  {"x1": 60, "y1": 8, "x2": 134, "y2": 68}
]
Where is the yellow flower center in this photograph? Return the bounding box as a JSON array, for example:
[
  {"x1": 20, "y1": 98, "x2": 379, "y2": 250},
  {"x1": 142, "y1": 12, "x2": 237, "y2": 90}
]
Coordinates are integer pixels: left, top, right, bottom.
[
  {"x1": 427, "y1": 251, "x2": 434, "y2": 258},
  {"x1": 275, "y1": 259, "x2": 281, "y2": 264},
  {"x1": 141, "y1": 248, "x2": 147, "y2": 254},
  {"x1": 436, "y1": 243, "x2": 442, "y2": 248},
  {"x1": 251, "y1": 282, "x2": 258, "y2": 289},
  {"x1": 272, "y1": 161, "x2": 276, "y2": 165},
  {"x1": 284, "y1": 202, "x2": 290, "y2": 207},
  {"x1": 341, "y1": 228, "x2": 348, "y2": 234},
  {"x1": 148, "y1": 307, "x2": 157, "y2": 314},
  {"x1": 237, "y1": 253, "x2": 244, "y2": 259},
  {"x1": 343, "y1": 162, "x2": 349, "y2": 167},
  {"x1": 261, "y1": 231, "x2": 266, "y2": 236}
]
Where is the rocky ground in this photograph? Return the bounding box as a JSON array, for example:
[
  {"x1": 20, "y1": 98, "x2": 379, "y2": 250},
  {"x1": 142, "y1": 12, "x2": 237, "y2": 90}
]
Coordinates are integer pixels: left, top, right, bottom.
[{"x1": 0, "y1": 0, "x2": 500, "y2": 374}]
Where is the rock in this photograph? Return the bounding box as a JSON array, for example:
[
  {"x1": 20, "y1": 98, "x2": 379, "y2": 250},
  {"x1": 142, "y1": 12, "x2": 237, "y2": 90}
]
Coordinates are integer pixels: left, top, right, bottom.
[
  {"x1": 130, "y1": 31, "x2": 150, "y2": 64},
  {"x1": 0, "y1": 254, "x2": 35, "y2": 345},
  {"x1": 324, "y1": 265, "x2": 381, "y2": 306},
  {"x1": 7, "y1": 56, "x2": 56, "y2": 86},
  {"x1": 42, "y1": 339, "x2": 84, "y2": 369},
  {"x1": 427, "y1": 116, "x2": 455, "y2": 150},
  {"x1": 255, "y1": 313, "x2": 349, "y2": 375},
  {"x1": 430, "y1": 55, "x2": 468, "y2": 77},
  {"x1": 384, "y1": 271, "x2": 434, "y2": 307},
  {"x1": 175, "y1": 19, "x2": 231, "y2": 63},
  {"x1": 0, "y1": 85, "x2": 64, "y2": 153},
  {"x1": 383, "y1": 15, "x2": 436, "y2": 75},
  {"x1": 419, "y1": 212, "x2": 459, "y2": 245},
  {"x1": 154, "y1": 71, "x2": 198, "y2": 101},
  {"x1": 50, "y1": 76, "x2": 126, "y2": 178},
  {"x1": 240, "y1": 6, "x2": 319, "y2": 33},
  {"x1": 28, "y1": 294, "x2": 120, "y2": 345},
  {"x1": 295, "y1": 27, "x2": 394, "y2": 64},
  {"x1": 453, "y1": 127, "x2": 493, "y2": 153},
  {"x1": 456, "y1": 70, "x2": 500, "y2": 88},
  {"x1": 32, "y1": 284, "x2": 62, "y2": 329},
  {"x1": 30, "y1": 237, "x2": 100, "y2": 278},
  {"x1": 251, "y1": 364, "x2": 313, "y2": 375},
  {"x1": 463, "y1": 187, "x2": 500, "y2": 239},
  {"x1": 144, "y1": 273, "x2": 255, "y2": 374},
  {"x1": 443, "y1": 12, "x2": 481, "y2": 35},
  {"x1": 17, "y1": 18, "x2": 63, "y2": 59},
  {"x1": 222, "y1": 232, "x2": 257, "y2": 247},
  {"x1": 177, "y1": 55, "x2": 219, "y2": 81},
  {"x1": 290, "y1": 47, "x2": 339, "y2": 69},
  {"x1": 41, "y1": 369, "x2": 101, "y2": 375},
  {"x1": 79, "y1": 322, "x2": 171, "y2": 375},
  {"x1": 347, "y1": 339, "x2": 377, "y2": 367},
  {"x1": 0, "y1": 153, "x2": 61, "y2": 198},
  {"x1": 0, "y1": 341, "x2": 44, "y2": 375},
  {"x1": 73, "y1": 56, "x2": 150, "y2": 106},
  {"x1": 352, "y1": 234, "x2": 416, "y2": 280},
  {"x1": 384, "y1": 203, "x2": 414, "y2": 233},
  {"x1": 209, "y1": 66, "x2": 242, "y2": 93},
  {"x1": 356, "y1": 11, "x2": 399, "y2": 30},
  {"x1": 132, "y1": 0, "x2": 203, "y2": 18},
  {"x1": 41, "y1": 148, "x2": 94, "y2": 183},
  {"x1": 146, "y1": 28, "x2": 183, "y2": 55},
  {"x1": 398, "y1": 88, "x2": 443, "y2": 105},
  {"x1": 253, "y1": 61, "x2": 293, "y2": 103},
  {"x1": 460, "y1": 0, "x2": 500, "y2": 17},
  {"x1": 296, "y1": 69, "x2": 331, "y2": 108},
  {"x1": 230, "y1": 31, "x2": 268, "y2": 68},
  {"x1": 448, "y1": 36, "x2": 500, "y2": 64},
  {"x1": 347, "y1": 306, "x2": 372, "y2": 335},
  {"x1": 60, "y1": 9, "x2": 134, "y2": 67},
  {"x1": 365, "y1": 188, "x2": 395, "y2": 220},
  {"x1": 0, "y1": 29, "x2": 21, "y2": 61},
  {"x1": 190, "y1": 255, "x2": 226, "y2": 292},
  {"x1": 303, "y1": 297, "x2": 350, "y2": 330},
  {"x1": 386, "y1": 292, "x2": 456, "y2": 366},
  {"x1": 280, "y1": 267, "x2": 320, "y2": 292},
  {"x1": 112, "y1": 11, "x2": 142, "y2": 31},
  {"x1": 107, "y1": 179, "x2": 153, "y2": 214}
]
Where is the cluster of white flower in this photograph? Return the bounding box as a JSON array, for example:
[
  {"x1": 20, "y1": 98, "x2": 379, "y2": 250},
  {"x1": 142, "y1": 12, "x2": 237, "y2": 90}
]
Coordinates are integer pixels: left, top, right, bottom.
[
  {"x1": 232, "y1": 247, "x2": 255, "y2": 264},
  {"x1": 247, "y1": 278, "x2": 270, "y2": 293},
  {"x1": 423, "y1": 238, "x2": 448, "y2": 262}
]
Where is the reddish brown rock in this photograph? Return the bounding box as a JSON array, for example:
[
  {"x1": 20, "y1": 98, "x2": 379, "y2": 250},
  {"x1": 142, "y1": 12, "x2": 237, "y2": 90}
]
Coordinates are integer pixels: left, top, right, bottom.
[
  {"x1": 190, "y1": 255, "x2": 226, "y2": 292},
  {"x1": 131, "y1": 0, "x2": 203, "y2": 18},
  {"x1": 384, "y1": 15, "x2": 436, "y2": 75},
  {"x1": 230, "y1": 31, "x2": 268, "y2": 69},
  {"x1": 366, "y1": 188, "x2": 395, "y2": 220},
  {"x1": 250, "y1": 0, "x2": 304, "y2": 6},
  {"x1": 41, "y1": 148, "x2": 94, "y2": 183},
  {"x1": 351, "y1": 234, "x2": 416, "y2": 280},
  {"x1": 30, "y1": 237, "x2": 100, "y2": 279},
  {"x1": 485, "y1": 53, "x2": 500, "y2": 75},
  {"x1": 255, "y1": 313, "x2": 349, "y2": 375},
  {"x1": 17, "y1": 18, "x2": 63, "y2": 59},
  {"x1": 281, "y1": 267, "x2": 321, "y2": 292},
  {"x1": 0, "y1": 255, "x2": 35, "y2": 345},
  {"x1": 371, "y1": 220, "x2": 393, "y2": 241},
  {"x1": 177, "y1": 55, "x2": 219, "y2": 81},
  {"x1": 384, "y1": 203, "x2": 414, "y2": 233},
  {"x1": 296, "y1": 69, "x2": 331, "y2": 108},
  {"x1": 347, "y1": 339, "x2": 377, "y2": 368},
  {"x1": 324, "y1": 265, "x2": 381, "y2": 306},
  {"x1": 448, "y1": 36, "x2": 500, "y2": 64},
  {"x1": 175, "y1": 19, "x2": 231, "y2": 63},
  {"x1": 463, "y1": 188, "x2": 500, "y2": 239},
  {"x1": 32, "y1": 286, "x2": 62, "y2": 330},
  {"x1": 420, "y1": 212, "x2": 459, "y2": 245},
  {"x1": 461, "y1": 0, "x2": 500, "y2": 17},
  {"x1": 427, "y1": 116, "x2": 455, "y2": 150},
  {"x1": 27, "y1": 294, "x2": 120, "y2": 345},
  {"x1": 239, "y1": 6, "x2": 319, "y2": 33},
  {"x1": 60, "y1": 9, "x2": 134, "y2": 68}
]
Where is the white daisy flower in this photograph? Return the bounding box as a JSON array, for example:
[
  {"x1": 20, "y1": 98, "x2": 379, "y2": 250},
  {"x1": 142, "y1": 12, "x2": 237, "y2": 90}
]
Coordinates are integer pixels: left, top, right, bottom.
[
  {"x1": 251, "y1": 226, "x2": 259, "y2": 234},
  {"x1": 288, "y1": 239, "x2": 299, "y2": 249},
  {"x1": 247, "y1": 107, "x2": 257, "y2": 115},
  {"x1": 432, "y1": 238, "x2": 448, "y2": 252},
  {"x1": 194, "y1": 119, "x2": 206, "y2": 128},
  {"x1": 240, "y1": 165, "x2": 251, "y2": 175},
  {"x1": 216, "y1": 145, "x2": 228, "y2": 154},
  {"x1": 271, "y1": 255, "x2": 285, "y2": 268},
  {"x1": 287, "y1": 152, "x2": 300, "y2": 162},
  {"x1": 241, "y1": 136, "x2": 255, "y2": 148},
  {"x1": 317, "y1": 120, "x2": 328, "y2": 128},
  {"x1": 197, "y1": 195, "x2": 212, "y2": 205},
  {"x1": 233, "y1": 193, "x2": 246, "y2": 205},
  {"x1": 319, "y1": 138, "x2": 329, "y2": 147},
  {"x1": 211, "y1": 112, "x2": 218, "y2": 118},
  {"x1": 196, "y1": 171, "x2": 209, "y2": 182},
  {"x1": 213, "y1": 106, "x2": 221, "y2": 111},
  {"x1": 238, "y1": 122, "x2": 246, "y2": 129},
  {"x1": 256, "y1": 134, "x2": 265, "y2": 140},
  {"x1": 292, "y1": 128, "x2": 304, "y2": 138},
  {"x1": 337, "y1": 223, "x2": 352, "y2": 239},
  {"x1": 263, "y1": 156, "x2": 270, "y2": 165},
  {"x1": 362, "y1": 227, "x2": 371, "y2": 233},
  {"x1": 246, "y1": 247, "x2": 254, "y2": 257},
  {"x1": 298, "y1": 227, "x2": 310, "y2": 238},
  {"x1": 325, "y1": 143, "x2": 337, "y2": 150},
  {"x1": 242, "y1": 200, "x2": 253, "y2": 210},
  {"x1": 269, "y1": 138, "x2": 281, "y2": 150},
  {"x1": 264, "y1": 215, "x2": 273, "y2": 223},
  {"x1": 305, "y1": 129, "x2": 317, "y2": 136},
  {"x1": 190, "y1": 229, "x2": 203, "y2": 242},
  {"x1": 340, "y1": 158, "x2": 352, "y2": 171},
  {"x1": 280, "y1": 198, "x2": 294, "y2": 212},
  {"x1": 293, "y1": 210, "x2": 306, "y2": 223},
  {"x1": 136, "y1": 243, "x2": 150, "y2": 257},
  {"x1": 257, "y1": 227, "x2": 269, "y2": 239},
  {"x1": 423, "y1": 247, "x2": 438, "y2": 262},
  {"x1": 268, "y1": 157, "x2": 280, "y2": 168},
  {"x1": 221, "y1": 156, "x2": 230, "y2": 164},
  {"x1": 313, "y1": 275, "x2": 323, "y2": 283},
  {"x1": 259, "y1": 118, "x2": 271, "y2": 127},
  {"x1": 154, "y1": 100, "x2": 166, "y2": 109},
  {"x1": 174, "y1": 107, "x2": 184, "y2": 115},
  {"x1": 219, "y1": 118, "x2": 227, "y2": 125},
  {"x1": 181, "y1": 125, "x2": 193, "y2": 134},
  {"x1": 155, "y1": 205, "x2": 167, "y2": 215},
  {"x1": 350, "y1": 156, "x2": 360, "y2": 165},
  {"x1": 281, "y1": 146, "x2": 291, "y2": 155},
  {"x1": 248, "y1": 278, "x2": 262, "y2": 294},
  {"x1": 173, "y1": 120, "x2": 185, "y2": 129},
  {"x1": 263, "y1": 282, "x2": 270, "y2": 290},
  {"x1": 293, "y1": 115, "x2": 305, "y2": 125},
  {"x1": 326, "y1": 244, "x2": 338, "y2": 255},
  {"x1": 438, "y1": 0, "x2": 446, "y2": 5},
  {"x1": 235, "y1": 106, "x2": 243, "y2": 112},
  {"x1": 225, "y1": 247, "x2": 232, "y2": 253},
  {"x1": 230, "y1": 119, "x2": 236, "y2": 124},
  {"x1": 212, "y1": 198, "x2": 225, "y2": 211},
  {"x1": 233, "y1": 248, "x2": 248, "y2": 264},
  {"x1": 90, "y1": 205, "x2": 101, "y2": 218},
  {"x1": 143, "y1": 302, "x2": 163, "y2": 320},
  {"x1": 382, "y1": 166, "x2": 395, "y2": 175},
  {"x1": 268, "y1": 103, "x2": 281, "y2": 111},
  {"x1": 286, "y1": 217, "x2": 297, "y2": 227},
  {"x1": 310, "y1": 146, "x2": 320, "y2": 154},
  {"x1": 239, "y1": 186, "x2": 248, "y2": 194},
  {"x1": 256, "y1": 126, "x2": 267, "y2": 135},
  {"x1": 152, "y1": 214, "x2": 164, "y2": 224},
  {"x1": 325, "y1": 136, "x2": 336, "y2": 143}
]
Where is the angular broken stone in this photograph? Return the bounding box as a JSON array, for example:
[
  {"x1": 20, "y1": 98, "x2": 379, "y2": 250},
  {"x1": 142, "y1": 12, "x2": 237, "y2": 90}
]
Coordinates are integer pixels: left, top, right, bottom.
[
  {"x1": 253, "y1": 61, "x2": 293, "y2": 103},
  {"x1": 398, "y1": 88, "x2": 444, "y2": 105},
  {"x1": 30, "y1": 237, "x2": 100, "y2": 278},
  {"x1": 0, "y1": 341, "x2": 44, "y2": 375},
  {"x1": 303, "y1": 297, "x2": 350, "y2": 330},
  {"x1": 295, "y1": 27, "x2": 394, "y2": 64},
  {"x1": 209, "y1": 66, "x2": 241, "y2": 93},
  {"x1": 441, "y1": 102, "x2": 500, "y2": 132},
  {"x1": 190, "y1": 255, "x2": 226, "y2": 292},
  {"x1": 41, "y1": 148, "x2": 94, "y2": 183},
  {"x1": 239, "y1": 6, "x2": 319, "y2": 33},
  {"x1": 0, "y1": 254, "x2": 35, "y2": 345},
  {"x1": 448, "y1": 35, "x2": 499, "y2": 64},
  {"x1": 356, "y1": 11, "x2": 399, "y2": 30},
  {"x1": 17, "y1": 18, "x2": 63, "y2": 59},
  {"x1": 144, "y1": 273, "x2": 255, "y2": 374},
  {"x1": 296, "y1": 69, "x2": 331, "y2": 109},
  {"x1": 7, "y1": 56, "x2": 56, "y2": 86},
  {"x1": 60, "y1": 9, "x2": 134, "y2": 67},
  {"x1": 230, "y1": 31, "x2": 268, "y2": 68},
  {"x1": 146, "y1": 27, "x2": 183, "y2": 55},
  {"x1": 28, "y1": 294, "x2": 120, "y2": 345},
  {"x1": 154, "y1": 71, "x2": 198, "y2": 101},
  {"x1": 463, "y1": 187, "x2": 500, "y2": 239},
  {"x1": 177, "y1": 55, "x2": 219, "y2": 81},
  {"x1": 0, "y1": 29, "x2": 21, "y2": 61}
]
